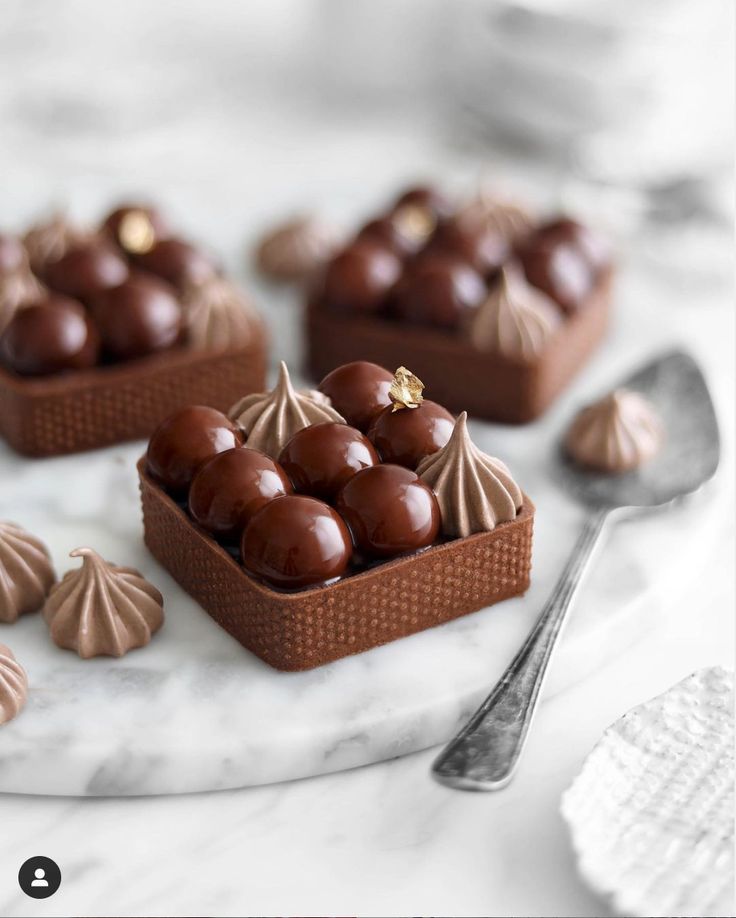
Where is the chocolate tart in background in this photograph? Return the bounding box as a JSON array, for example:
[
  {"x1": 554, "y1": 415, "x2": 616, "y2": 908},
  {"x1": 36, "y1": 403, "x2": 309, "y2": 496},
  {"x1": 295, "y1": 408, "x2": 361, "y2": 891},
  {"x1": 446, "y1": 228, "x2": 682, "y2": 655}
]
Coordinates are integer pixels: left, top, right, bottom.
[
  {"x1": 0, "y1": 203, "x2": 268, "y2": 457},
  {"x1": 305, "y1": 184, "x2": 613, "y2": 424},
  {"x1": 138, "y1": 363, "x2": 534, "y2": 671}
]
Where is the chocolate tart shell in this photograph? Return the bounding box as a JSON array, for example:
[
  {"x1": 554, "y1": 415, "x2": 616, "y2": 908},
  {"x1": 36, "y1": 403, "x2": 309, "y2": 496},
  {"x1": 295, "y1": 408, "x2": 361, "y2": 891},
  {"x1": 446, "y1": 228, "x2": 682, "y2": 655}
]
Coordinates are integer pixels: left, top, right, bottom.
[
  {"x1": 306, "y1": 269, "x2": 613, "y2": 423},
  {"x1": 0, "y1": 329, "x2": 268, "y2": 457},
  {"x1": 138, "y1": 459, "x2": 534, "y2": 671}
]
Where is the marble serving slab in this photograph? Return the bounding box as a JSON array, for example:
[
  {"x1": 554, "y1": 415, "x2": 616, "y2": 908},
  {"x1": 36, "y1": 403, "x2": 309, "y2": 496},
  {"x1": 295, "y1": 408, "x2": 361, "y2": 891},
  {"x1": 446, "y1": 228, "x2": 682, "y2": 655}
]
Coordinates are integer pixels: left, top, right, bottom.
[
  {"x1": 0, "y1": 149, "x2": 731, "y2": 796},
  {"x1": 0, "y1": 387, "x2": 725, "y2": 795}
]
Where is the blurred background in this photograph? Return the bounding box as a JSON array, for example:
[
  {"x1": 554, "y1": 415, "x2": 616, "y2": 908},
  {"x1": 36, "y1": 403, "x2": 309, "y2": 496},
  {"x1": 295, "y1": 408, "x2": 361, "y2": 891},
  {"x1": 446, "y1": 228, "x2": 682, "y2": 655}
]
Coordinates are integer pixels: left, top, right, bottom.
[
  {"x1": 0, "y1": 0, "x2": 733, "y2": 389},
  {"x1": 1, "y1": 0, "x2": 732, "y2": 263}
]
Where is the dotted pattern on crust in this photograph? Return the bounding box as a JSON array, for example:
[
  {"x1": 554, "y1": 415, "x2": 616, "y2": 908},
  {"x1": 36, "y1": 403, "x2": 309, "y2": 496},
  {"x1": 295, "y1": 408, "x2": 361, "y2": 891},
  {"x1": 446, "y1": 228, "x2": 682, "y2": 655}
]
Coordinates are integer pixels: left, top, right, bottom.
[
  {"x1": 138, "y1": 459, "x2": 534, "y2": 671},
  {"x1": 306, "y1": 270, "x2": 613, "y2": 424},
  {"x1": 0, "y1": 332, "x2": 267, "y2": 457}
]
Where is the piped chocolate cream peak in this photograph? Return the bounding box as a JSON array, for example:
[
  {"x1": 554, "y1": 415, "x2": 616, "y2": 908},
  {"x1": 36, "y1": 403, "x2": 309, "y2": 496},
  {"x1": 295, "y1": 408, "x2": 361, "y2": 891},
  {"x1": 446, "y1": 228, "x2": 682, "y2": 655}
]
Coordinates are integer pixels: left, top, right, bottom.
[
  {"x1": 458, "y1": 184, "x2": 535, "y2": 245},
  {"x1": 181, "y1": 276, "x2": 260, "y2": 350},
  {"x1": 471, "y1": 263, "x2": 561, "y2": 360},
  {"x1": 43, "y1": 547, "x2": 164, "y2": 659},
  {"x1": 229, "y1": 361, "x2": 344, "y2": 458},
  {"x1": 417, "y1": 412, "x2": 522, "y2": 537}
]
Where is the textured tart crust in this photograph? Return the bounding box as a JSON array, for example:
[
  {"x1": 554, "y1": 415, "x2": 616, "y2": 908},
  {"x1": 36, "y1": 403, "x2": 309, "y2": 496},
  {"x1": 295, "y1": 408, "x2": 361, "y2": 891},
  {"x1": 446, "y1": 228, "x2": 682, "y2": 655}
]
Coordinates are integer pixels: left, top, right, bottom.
[
  {"x1": 0, "y1": 327, "x2": 267, "y2": 457},
  {"x1": 138, "y1": 458, "x2": 533, "y2": 672},
  {"x1": 306, "y1": 269, "x2": 612, "y2": 424}
]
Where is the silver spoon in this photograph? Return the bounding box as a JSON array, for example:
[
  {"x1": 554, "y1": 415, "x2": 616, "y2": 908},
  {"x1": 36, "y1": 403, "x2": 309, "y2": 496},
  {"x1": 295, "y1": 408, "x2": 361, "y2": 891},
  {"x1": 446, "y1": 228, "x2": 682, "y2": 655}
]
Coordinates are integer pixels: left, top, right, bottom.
[{"x1": 432, "y1": 350, "x2": 721, "y2": 791}]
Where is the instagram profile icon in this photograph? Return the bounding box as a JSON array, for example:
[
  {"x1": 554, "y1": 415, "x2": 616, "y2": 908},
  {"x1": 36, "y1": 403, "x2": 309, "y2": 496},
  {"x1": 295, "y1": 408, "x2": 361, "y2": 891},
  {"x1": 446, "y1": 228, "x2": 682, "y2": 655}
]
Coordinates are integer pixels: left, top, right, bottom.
[{"x1": 18, "y1": 856, "x2": 62, "y2": 899}]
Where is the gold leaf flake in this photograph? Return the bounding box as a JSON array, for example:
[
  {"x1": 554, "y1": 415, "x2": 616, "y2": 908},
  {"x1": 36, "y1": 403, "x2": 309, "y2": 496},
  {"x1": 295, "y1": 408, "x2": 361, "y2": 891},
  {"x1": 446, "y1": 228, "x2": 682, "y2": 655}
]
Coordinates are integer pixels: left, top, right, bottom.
[
  {"x1": 119, "y1": 211, "x2": 156, "y2": 254},
  {"x1": 389, "y1": 366, "x2": 424, "y2": 411}
]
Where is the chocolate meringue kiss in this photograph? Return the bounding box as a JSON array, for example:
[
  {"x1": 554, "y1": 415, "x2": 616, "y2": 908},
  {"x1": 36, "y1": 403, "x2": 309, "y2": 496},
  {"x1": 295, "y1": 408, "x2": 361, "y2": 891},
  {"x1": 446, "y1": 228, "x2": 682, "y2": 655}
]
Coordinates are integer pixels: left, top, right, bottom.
[
  {"x1": 23, "y1": 212, "x2": 90, "y2": 274},
  {"x1": 417, "y1": 412, "x2": 522, "y2": 537},
  {"x1": 181, "y1": 275, "x2": 261, "y2": 350},
  {"x1": 0, "y1": 644, "x2": 28, "y2": 726},
  {"x1": 565, "y1": 388, "x2": 664, "y2": 474},
  {"x1": 43, "y1": 548, "x2": 164, "y2": 658},
  {"x1": 470, "y1": 263, "x2": 561, "y2": 360},
  {"x1": 255, "y1": 215, "x2": 341, "y2": 283},
  {"x1": 0, "y1": 269, "x2": 44, "y2": 335},
  {"x1": 458, "y1": 185, "x2": 534, "y2": 245},
  {"x1": 229, "y1": 361, "x2": 344, "y2": 458},
  {"x1": 0, "y1": 521, "x2": 56, "y2": 623}
]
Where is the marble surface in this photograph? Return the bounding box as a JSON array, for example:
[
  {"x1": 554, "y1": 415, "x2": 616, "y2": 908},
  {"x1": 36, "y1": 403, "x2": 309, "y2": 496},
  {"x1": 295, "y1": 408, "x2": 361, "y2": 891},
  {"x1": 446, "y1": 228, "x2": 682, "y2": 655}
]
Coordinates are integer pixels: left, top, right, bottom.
[
  {"x1": 0, "y1": 275, "x2": 727, "y2": 796},
  {"x1": 0, "y1": 551, "x2": 732, "y2": 918}
]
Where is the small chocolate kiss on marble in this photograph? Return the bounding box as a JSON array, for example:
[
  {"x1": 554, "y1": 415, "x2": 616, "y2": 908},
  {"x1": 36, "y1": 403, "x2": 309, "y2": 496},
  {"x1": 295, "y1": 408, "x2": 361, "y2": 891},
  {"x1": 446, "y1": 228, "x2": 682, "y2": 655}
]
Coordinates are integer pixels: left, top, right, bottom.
[
  {"x1": 43, "y1": 547, "x2": 164, "y2": 659},
  {"x1": 0, "y1": 643, "x2": 28, "y2": 725},
  {"x1": 389, "y1": 366, "x2": 424, "y2": 412}
]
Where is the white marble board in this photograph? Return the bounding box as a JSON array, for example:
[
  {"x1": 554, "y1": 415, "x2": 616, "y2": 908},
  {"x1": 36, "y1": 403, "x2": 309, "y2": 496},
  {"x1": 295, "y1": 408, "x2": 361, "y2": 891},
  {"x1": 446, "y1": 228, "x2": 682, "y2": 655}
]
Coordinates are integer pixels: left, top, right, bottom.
[{"x1": 0, "y1": 278, "x2": 726, "y2": 795}]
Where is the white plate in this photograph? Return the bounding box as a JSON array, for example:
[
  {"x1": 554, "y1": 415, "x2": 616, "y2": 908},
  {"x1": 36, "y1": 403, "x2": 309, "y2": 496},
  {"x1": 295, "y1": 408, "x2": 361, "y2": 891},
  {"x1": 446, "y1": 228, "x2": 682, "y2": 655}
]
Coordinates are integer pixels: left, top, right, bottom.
[{"x1": 561, "y1": 667, "x2": 735, "y2": 918}]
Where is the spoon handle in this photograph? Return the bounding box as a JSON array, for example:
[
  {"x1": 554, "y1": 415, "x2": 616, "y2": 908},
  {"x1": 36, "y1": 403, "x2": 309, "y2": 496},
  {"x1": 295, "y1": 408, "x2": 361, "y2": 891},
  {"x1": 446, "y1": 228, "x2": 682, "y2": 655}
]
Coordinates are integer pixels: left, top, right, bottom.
[{"x1": 431, "y1": 507, "x2": 610, "y2": 791}]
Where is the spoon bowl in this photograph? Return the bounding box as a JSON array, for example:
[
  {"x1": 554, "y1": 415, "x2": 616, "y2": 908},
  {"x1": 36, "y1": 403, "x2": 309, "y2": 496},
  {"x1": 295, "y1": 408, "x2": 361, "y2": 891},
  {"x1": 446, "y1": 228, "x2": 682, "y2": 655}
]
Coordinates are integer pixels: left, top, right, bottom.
[{"x1": 557, "y1": 350, "x2": 720, "y2": 510}]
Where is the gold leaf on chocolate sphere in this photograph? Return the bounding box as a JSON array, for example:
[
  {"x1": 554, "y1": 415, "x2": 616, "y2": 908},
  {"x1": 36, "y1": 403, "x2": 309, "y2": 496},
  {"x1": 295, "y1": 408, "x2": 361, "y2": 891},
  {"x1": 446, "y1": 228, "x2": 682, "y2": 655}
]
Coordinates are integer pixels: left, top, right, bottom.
[
  {"x1": 118, "y1": 210, "x2": 157, "y2": 254},
  {"x1": 389, "y1": 366, "x2": 424, "y2": 412},
  {"x1": 392, "y1": 203, "x2": 436, "y2": 245}
]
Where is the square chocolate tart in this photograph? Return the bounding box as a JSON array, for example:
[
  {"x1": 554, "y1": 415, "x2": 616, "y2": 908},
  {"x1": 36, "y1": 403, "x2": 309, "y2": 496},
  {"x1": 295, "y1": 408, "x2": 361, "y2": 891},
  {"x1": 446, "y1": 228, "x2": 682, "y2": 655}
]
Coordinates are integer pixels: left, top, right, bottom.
[
  {"x1": 306, "y1": 268, "x2": 613, "y2": 424},
  {"x1": 138, "y1": 458, "x2": 534, "y2": 672},
  {"x1": 0, "y1": 330, "x2": 268, "y2": 457}
]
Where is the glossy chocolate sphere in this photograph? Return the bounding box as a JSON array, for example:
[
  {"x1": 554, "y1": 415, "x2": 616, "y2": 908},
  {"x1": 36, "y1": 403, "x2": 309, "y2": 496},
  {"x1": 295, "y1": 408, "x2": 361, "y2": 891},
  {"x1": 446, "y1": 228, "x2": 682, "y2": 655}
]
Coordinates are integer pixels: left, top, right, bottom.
[
  {"x1": 44, "y1": 242, "x2": 128, "y2": 301},
  {"x1": 368, "y1": 400, "x2": 454, "y2": 469},
  {"x1": 355, "y1": 210, "x2": 431, "y2": 258},
  {"x1": 134, "y1": 238, "x2": 215, "y2": 289},
  {"x1": 426, "y1": 217, "x2": 509, "y2": 276},
  {"x1": 0, "y1": 295, "x2": 99, "y2": 375},
  {"x1": 240, "y1": 495, "x2": 352, "y2": 590},
  {"x1": 146, "y1": 405, "x2": 244, "y2": 493},
  {"x1": 279, "y1": 422, "x2": 379, "y2": 501},
  {"x1": 533, "y1": 217, "x2": 611, "y2": 274},
  {"x1": 519, "y1": 241, "x2": 592, "y2": 314},
  {"x1": 91, "y1": 273, "x2": 182, "y2": 360},
  {"x1": 101, "y1": 204, "x2": 170, "y2": 254},
  {"x1": 391, "y1": 256, "x2": 485, "y2": 329},
  {"x1": 0, "y1": 234, "x2": 28, "y2": 275},
  {"x1": 320, "y1": 242, "x2": 401, "y2": 315},
  {"x1": 318, "y1": 361, "x2": 393, "y2": 432},
  {"x1": 335, "y1": 464, "x2": 440, "y2": 559},
  {"x1": 392, "y1": 185, "x2": 453, "y2": 221},
  {"x1": 355, "y1": 217, "x2": 409, "y2": 257},
  {"x1": 189, "y1": 447, "x2": 292, "y2": 538}
]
